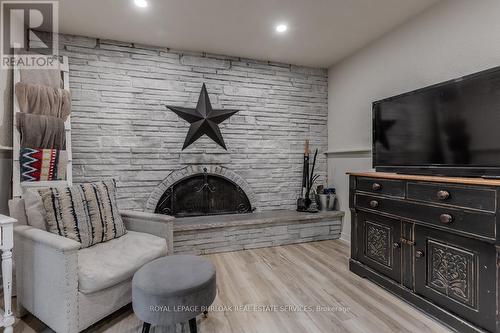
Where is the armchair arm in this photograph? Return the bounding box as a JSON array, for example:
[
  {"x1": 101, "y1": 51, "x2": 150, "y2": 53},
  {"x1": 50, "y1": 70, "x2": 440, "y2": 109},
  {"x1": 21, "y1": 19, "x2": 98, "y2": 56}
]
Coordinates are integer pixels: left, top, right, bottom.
[
  {"x1": 14, "y1": 225, "x2": 81, "y2": 252},
  {"x1": 14, "y1": 225, "x2": 79, "y2": 333},
  {"x1": 120, "y1": 210, "x2": 174, "y2": 254}
]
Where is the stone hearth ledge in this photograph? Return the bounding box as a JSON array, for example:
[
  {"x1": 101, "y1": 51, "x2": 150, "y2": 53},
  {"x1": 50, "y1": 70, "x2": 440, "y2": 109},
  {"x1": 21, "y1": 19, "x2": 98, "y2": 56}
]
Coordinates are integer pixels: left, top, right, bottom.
[
  {"x1": 174, "y1": 210, "x2": 344, "y2": 231},
  {"x1": 173, "y1": 210, "x2": 344, "y2": 255}
]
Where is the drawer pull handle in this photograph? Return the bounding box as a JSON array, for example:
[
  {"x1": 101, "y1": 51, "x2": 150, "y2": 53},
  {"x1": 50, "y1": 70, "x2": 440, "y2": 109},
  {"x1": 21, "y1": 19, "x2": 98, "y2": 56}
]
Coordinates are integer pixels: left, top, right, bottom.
[
  {"x1": 393, "y1": 242, "x2": 401, "y2": 249},
  {"x1": 400, "y1": 238, "x2": 415, "y2": 246},
  {"x1": 372, "y1": 183, "x2": 382, "y2": 191},
  {"x1": 416, "y1": 250, "x2": 425, "y2": 258},
  {"x1": 437, "y1": 190, "x2": 450, "y2": 200},
  {"x1": 439, "y1": 213, "x2": 453, "y2": 224},
  {"x1": 369, "y1": 200, "x2": 379, "y2": 208}
]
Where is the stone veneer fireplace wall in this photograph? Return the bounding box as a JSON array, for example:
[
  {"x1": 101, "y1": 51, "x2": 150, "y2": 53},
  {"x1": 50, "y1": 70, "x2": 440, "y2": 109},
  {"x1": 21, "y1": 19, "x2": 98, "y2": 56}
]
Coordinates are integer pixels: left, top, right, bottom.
[{"x1": 52, "y1": 33, "x2": 328, "y2": 211}]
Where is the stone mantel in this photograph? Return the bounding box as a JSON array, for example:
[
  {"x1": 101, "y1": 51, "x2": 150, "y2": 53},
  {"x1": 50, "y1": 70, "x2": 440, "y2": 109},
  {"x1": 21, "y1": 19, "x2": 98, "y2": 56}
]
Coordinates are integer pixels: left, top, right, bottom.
[
  {"x1": 173, "y1": 210, "x2": 344, "y2": 254},
  {"x1": 174, "y1": 210, "x2": 345, "y2": 231}
]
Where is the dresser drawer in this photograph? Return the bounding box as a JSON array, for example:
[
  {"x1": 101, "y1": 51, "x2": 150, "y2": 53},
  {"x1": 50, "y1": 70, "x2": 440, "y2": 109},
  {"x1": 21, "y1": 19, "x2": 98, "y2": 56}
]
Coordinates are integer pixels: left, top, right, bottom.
[
  {"x1": 356, "y1": 177, "x2": 405, "y2": 197},
  {"x1": 407, "y1": 182, "x2": 496, "y2": 212},
  {"x1": 355, "y1": 193, "x2": 496, "y2": 240}
]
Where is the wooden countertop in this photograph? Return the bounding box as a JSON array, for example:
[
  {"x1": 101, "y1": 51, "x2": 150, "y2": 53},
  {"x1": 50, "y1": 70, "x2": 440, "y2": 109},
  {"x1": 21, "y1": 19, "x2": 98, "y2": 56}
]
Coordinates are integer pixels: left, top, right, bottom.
[{"x1": 347, "y1": 171, "x2": 500, "y2": 187}]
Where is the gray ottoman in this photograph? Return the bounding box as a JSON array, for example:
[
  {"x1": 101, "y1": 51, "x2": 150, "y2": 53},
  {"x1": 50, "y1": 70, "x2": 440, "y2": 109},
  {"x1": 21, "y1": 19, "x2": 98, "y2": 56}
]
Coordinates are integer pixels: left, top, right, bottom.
[{"x1": 132, "y1": 255, "x2": 217, "y2": 333}]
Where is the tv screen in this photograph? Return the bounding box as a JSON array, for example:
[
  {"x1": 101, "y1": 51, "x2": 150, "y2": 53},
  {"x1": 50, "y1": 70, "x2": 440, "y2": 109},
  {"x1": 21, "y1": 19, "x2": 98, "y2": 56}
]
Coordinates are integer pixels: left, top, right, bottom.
[{"x1": 373, "y1": 67, "x2": 500, "y2": 177}]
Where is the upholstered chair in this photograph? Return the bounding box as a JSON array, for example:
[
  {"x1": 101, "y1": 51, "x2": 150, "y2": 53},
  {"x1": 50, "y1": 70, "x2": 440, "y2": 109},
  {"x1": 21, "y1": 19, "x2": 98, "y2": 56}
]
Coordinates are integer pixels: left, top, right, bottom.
[{"x1": 9, "y1": 198, "x2": 174, "y2": 333}]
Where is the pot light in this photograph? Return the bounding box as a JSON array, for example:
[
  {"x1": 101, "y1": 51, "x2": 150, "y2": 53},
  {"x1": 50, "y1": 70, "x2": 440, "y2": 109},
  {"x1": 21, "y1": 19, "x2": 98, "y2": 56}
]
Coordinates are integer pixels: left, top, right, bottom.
[
  {"x1": 134, "y1": 0, "x2": 148, "y2": 8},
  {"x1": 276, "y1": 24, "x2": 288, "y2": 33}
]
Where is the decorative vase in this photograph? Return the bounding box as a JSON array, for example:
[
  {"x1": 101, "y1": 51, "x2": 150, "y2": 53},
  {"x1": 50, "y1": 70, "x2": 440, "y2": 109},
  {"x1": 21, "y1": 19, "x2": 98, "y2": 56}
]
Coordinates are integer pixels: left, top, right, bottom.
[
  {"x1": 327, "y1": 194, "x2": 336, "y2": 210},
  {"x1": 317, "y1": 194, "x2": 329, "y2": 211}
]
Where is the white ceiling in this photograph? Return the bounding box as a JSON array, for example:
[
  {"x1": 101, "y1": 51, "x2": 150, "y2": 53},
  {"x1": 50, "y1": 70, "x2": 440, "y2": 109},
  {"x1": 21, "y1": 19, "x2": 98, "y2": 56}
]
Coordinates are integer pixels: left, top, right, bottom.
[{"x1": 57, "y1": 0, "x2": 440, "y2": 68}]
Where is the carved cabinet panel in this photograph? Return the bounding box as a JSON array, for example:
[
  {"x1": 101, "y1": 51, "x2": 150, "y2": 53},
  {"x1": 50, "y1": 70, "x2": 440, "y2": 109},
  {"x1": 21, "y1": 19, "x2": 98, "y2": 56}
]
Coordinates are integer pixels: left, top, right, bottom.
[
  {"x1": 366, "y1": 221, "x2": 391, "y2": 266},
  {"x1": 357, "y1": 212, "x2": 401, "y2": 283},
  {"x1": 427, "y1": 239, "x2": 474, "y2": 307},
  {"x1": 414, "y1": 225, "x2": 497, "y2": 332}
]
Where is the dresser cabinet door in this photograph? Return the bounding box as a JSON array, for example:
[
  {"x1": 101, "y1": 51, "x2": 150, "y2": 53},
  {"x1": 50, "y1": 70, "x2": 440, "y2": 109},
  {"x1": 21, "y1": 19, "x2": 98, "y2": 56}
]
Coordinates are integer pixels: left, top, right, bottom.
[
  {"x1": 414, "y1": 226, "x2": 496, "y2": 332},
  {"x1": 357, "y1": 212, "x2": 402, "y2": 283}
]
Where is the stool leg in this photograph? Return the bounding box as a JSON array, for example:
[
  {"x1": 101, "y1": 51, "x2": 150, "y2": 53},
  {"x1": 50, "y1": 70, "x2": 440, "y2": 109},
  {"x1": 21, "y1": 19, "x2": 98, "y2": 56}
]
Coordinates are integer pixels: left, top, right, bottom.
[
  {"x1": 142, "y1": 322, "x2": 151, "y2": 333},
  {"x1": 189, "y1": 318, "x2": 197, "y2": 333}
]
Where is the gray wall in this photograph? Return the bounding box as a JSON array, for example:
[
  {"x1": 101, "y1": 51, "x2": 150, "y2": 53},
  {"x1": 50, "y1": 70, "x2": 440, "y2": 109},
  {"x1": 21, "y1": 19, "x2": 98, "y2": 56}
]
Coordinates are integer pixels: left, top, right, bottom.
[
  {"x1": 54, "y1": 34, "x2": 328, "y2": 211},
  {"x1": 327, "y1": 0, "x2": 500, "y2": 242}
]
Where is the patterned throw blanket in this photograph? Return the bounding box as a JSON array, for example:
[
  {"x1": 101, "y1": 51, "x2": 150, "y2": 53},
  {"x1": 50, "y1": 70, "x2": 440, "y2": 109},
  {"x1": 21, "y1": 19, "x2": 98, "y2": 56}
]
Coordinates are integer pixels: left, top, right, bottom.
[{"x1": 20, "y1": 148, "x2": 67, "y2": 181}]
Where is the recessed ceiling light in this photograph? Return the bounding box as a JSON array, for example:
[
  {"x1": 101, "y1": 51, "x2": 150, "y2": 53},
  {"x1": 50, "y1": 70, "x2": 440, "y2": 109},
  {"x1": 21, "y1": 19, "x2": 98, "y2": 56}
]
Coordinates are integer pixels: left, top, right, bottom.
[
  {"x1": 134, "y1": 0, "x2": 148, "y2": 8},
  {"x1": 276, "y1": 24, "x2": 288, "y2": 33}
]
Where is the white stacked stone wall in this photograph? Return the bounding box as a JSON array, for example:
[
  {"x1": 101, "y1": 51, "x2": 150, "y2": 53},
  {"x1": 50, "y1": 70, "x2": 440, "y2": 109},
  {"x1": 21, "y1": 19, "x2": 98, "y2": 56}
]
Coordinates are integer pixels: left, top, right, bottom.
[{"x1": 54, "y1": 33, "x2": 328, "y2": 211}]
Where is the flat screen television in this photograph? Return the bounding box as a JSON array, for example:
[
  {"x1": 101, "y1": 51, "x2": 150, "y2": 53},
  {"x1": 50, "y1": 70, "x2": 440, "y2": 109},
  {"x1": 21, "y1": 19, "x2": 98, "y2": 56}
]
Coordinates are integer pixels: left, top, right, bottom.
[{"x1": 373, "y1": 66, "x2": 500, "y2": 178}]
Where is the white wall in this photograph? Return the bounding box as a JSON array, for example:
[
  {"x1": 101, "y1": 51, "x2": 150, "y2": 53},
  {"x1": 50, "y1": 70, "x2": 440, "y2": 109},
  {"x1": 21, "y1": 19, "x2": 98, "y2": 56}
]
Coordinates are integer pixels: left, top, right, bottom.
[
  {"x1": 327, "y1": 0, "x2": 500, "y2": 243},
  {"x1": 0, "y1": 68, "x2": 13, "y2": 215}
]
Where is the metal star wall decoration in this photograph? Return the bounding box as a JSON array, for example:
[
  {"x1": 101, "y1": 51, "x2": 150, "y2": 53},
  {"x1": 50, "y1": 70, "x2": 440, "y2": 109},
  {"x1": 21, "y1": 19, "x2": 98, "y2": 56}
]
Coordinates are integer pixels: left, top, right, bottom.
[{"x1": 166, "y1": 83, "x2": 239, "y2": 150}]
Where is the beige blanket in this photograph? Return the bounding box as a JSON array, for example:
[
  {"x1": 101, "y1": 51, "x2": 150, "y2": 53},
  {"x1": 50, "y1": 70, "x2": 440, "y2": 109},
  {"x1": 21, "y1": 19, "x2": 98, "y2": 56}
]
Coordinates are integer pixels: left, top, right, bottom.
[
  {"x1": 20, "y1": 68, "x2": 62, "y2": 89},
  {"x1": 15, "y1": 82, "x2": 71, "y2": 121},
  {"x1": 16, "y1": 113, "x2": 66, "y2": 150}
]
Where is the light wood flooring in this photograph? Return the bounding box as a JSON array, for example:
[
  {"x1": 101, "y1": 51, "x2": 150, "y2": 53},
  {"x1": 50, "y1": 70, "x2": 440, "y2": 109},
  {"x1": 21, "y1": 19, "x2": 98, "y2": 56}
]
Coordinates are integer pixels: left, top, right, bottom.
[{"x1": 12, "y1": 240, "x2": 452, "y2": 333}]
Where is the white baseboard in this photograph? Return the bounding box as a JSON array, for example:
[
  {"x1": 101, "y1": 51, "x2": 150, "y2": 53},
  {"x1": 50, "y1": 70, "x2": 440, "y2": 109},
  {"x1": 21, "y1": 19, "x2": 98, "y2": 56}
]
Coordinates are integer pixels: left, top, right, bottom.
[{"x1": 340, "y1": 232, "x2": 351, "y2": 244}]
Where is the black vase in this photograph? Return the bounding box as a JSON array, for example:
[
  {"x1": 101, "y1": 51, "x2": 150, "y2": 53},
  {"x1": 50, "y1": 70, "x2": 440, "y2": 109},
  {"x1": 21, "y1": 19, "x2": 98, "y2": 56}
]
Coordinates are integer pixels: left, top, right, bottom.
[
  {"x1": 296, "y1": 197, "x2": 307, "y2": 212},
  {"x1": 304, "y1": 194, "x2": 312, "y2": 208}
]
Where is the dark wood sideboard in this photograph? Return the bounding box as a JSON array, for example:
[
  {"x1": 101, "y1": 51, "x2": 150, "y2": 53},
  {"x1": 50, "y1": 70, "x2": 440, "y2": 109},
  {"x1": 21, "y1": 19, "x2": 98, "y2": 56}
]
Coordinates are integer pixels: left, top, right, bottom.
[{"x1": 348, "y1": 172, "x2": 500, "y2": 333}]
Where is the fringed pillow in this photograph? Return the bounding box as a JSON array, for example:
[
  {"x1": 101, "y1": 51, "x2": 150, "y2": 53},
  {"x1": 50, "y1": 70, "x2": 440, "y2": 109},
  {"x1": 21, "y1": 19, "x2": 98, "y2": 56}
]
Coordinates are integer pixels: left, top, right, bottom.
[{"x1": 39, "y1": 180, "x2": 126, "y2": 248}]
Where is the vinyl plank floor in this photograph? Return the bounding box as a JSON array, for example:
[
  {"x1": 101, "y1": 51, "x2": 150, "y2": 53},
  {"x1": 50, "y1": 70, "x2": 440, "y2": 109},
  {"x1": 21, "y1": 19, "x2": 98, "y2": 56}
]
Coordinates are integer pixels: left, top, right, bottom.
[{"x1": 9, "y1": 240, "x2": 452, "y2": 333}]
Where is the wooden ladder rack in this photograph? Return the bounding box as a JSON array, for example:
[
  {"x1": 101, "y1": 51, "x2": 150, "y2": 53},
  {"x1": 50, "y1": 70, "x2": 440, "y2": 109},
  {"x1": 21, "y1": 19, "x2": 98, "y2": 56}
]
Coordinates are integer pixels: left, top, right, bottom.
[{"x1": 12, "y1": 56, "x2": 73, "y2": 198}]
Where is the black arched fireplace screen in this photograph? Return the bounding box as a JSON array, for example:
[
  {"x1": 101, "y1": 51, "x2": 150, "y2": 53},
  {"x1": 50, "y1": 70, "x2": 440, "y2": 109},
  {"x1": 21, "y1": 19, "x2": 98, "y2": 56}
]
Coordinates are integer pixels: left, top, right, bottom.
[{"x1": 154, "y1": 168, "x2": 252, "y2": 217}]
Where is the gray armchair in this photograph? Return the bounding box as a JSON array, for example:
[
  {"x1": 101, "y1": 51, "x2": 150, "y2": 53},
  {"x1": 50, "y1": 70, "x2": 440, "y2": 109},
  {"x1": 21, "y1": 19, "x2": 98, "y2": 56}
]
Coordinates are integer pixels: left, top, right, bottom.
[{"x1": 9, "y1": 198, "x2": 174, "y2": 333}]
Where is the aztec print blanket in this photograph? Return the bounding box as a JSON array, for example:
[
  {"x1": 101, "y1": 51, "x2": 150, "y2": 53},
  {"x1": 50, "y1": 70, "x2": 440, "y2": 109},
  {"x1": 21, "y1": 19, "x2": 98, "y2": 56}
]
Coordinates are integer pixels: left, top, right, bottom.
[{"x1": 20, "y1": 148, "x2": 67, "y2": 181}]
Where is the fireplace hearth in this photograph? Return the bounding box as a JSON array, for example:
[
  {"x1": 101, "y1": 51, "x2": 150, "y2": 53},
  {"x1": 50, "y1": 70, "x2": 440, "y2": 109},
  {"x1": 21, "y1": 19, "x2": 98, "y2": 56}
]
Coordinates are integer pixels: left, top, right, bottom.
[
  {"x1": 145, "y1": 165, "x2": 342, "y2": 255},
  {"x1": 154, "y1": 168, "x2": 253, "y2": 217}
]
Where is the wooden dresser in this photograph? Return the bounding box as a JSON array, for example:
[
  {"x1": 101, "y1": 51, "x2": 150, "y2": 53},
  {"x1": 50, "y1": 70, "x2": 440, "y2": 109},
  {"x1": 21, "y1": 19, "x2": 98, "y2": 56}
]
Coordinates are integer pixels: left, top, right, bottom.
[{"x1": 348, "y1": 172, "x2": 500, "y2": 333}]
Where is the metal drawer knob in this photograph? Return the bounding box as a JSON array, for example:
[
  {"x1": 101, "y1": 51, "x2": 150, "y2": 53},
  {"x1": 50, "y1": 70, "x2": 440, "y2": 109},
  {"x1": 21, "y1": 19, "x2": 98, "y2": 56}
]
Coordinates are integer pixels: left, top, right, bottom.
[
  {"x1": 437, "y1": 190, "x2": 450, "y2": 200},
  {"x1": 416, "y1": 250, "x2": 425, "y2": 258},
  {"x1": 369, "y1": 200, "x2": 379, "y2": 208},
  {"x1": 393, "y1": 242, "x2": 400, "y2": 249},
  {"x1": 372, "y1": 183, "x2": 382, "y2": 191},
  {"x1": 439, "y1": 213, "x2": 453, "y2": 224}
]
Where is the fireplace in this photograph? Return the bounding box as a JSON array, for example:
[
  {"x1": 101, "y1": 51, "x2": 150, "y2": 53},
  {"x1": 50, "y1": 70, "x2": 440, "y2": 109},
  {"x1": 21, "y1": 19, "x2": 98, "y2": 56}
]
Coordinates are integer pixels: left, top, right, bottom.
[{"x1": 146, "y1": 166, "x2": 256, "y2": 218}]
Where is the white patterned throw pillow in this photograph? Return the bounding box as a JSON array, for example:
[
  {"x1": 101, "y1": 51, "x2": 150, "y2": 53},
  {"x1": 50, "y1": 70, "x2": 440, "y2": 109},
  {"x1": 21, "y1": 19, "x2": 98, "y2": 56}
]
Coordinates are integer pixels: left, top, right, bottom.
[{"x1": 40, "y1": 179, "x2": 126, "y2": 248}]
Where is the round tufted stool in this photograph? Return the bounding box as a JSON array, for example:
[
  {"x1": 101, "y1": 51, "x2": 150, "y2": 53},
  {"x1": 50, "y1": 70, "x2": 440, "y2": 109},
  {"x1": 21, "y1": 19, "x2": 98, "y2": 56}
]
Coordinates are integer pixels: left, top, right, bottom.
[{"x1": 132, "y1": 255, "x2": 217, "y2": 333}]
